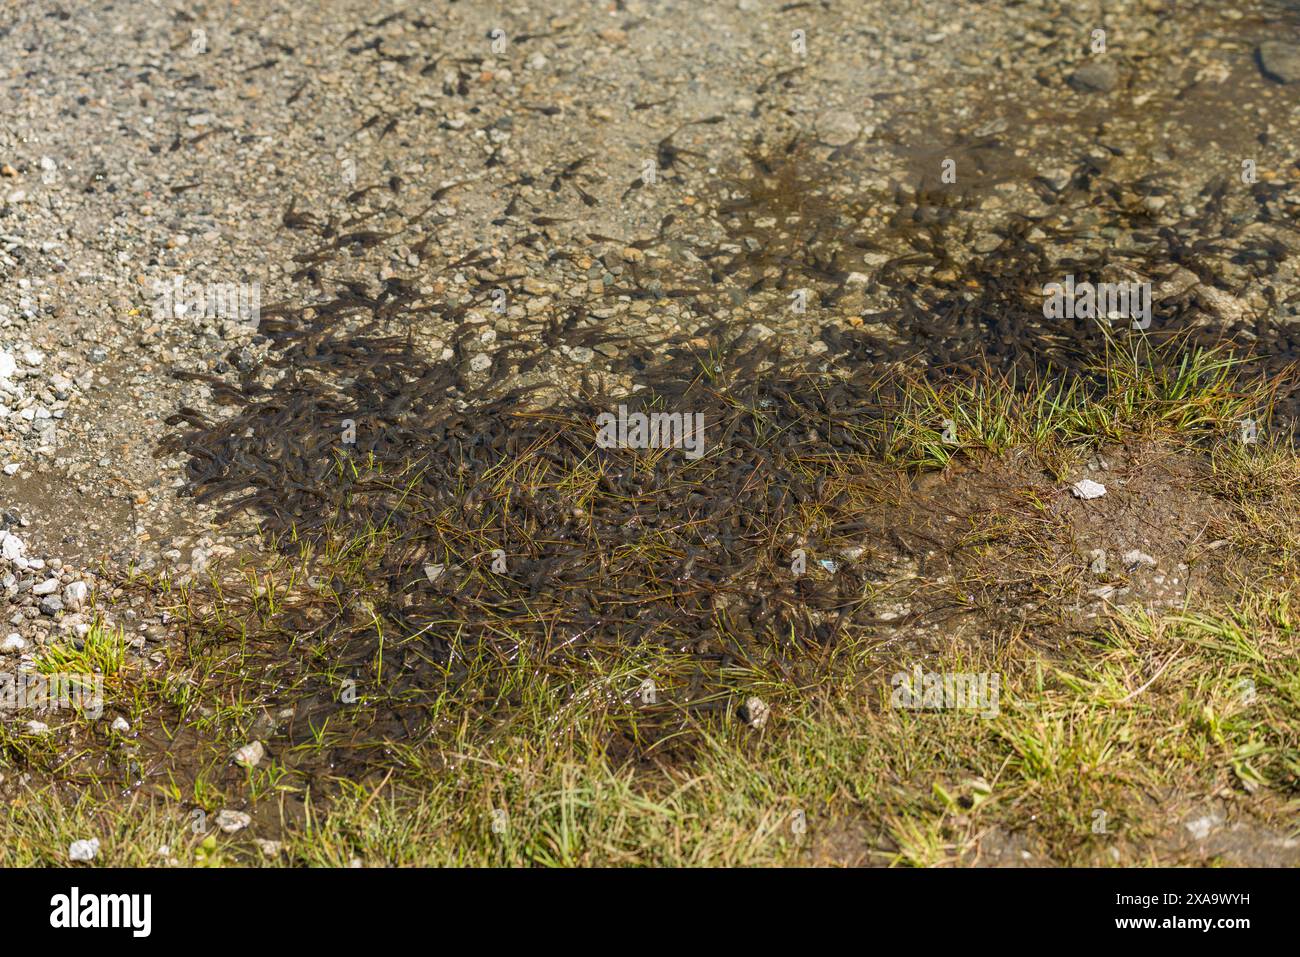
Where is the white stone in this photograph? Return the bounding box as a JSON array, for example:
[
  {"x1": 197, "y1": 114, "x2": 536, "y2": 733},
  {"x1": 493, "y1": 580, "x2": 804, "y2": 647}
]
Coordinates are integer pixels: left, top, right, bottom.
[
  {"x1": 1122, "y1": 549, "x2": 1157, "y2": 568},
  {"x1": 815, "y1": 109, "x2": 863, "y2": 147},
  {"x1": 216, "y1": 809, "x2": 251, "y2": 833},
  {"x1": 68, "y1": 838, "x2": 99, "y2": 861},
  {"x1": 743, "y1": 696, "x2": 770, "y2": 730},
  {"x1": 1070, "y1": 479, "x2": 1107, "y2": 500},
  {"x1": 1185, "y1": 813, "x2": 1220, "y2": 841},
  {"x1": 0, "y1": 531, "x2": 26, "y2": 562},
  {"x1": 63, "y1": 581, "x2": 90, "y2": 610},
  {"x1": 234, "y1": 740, "x2": 264, "y2": 768}
]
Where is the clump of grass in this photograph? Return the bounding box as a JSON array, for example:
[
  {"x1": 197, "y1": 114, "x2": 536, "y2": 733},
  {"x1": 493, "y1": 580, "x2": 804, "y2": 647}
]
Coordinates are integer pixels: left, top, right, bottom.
[
  {"x1": 35, "y1": 622, "x2": 128, "y2": 677},
  {"x1": 882, "y1": 336, "x2": 1272, "y2": 472}
]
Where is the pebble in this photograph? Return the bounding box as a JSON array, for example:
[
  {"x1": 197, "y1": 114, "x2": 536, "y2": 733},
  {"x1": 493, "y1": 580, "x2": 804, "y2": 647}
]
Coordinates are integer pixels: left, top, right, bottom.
[
  {"x1": 741, "y1": 695, "x2": 770, "y2": 730},
  {"x1": 254, "y1": 839, "x2": 284, "y2": 858},
  {"x1": 815, "y1": 110, "x2": 862, "y2": 146},
  {"x1": 1195, "y1": 285, "x2": 1249, "y2": 323},
  {"x1": 1068, "y1": 61, "x2": 1118, "y2": 93},
  {"x1": 1122, "y1": 549, "x2": 1157, "y2": 569},
  {"x1": 1, "y1": 531, "x2": 26, "y2": 564},
  {"x1": 1070, "y1": 479, "x2": 1107, "y2": 500},
  {"x1": 64, "y1": 581, "x2": 90, "y2": 610},
  {"x1": 234, "y1": 740, "x2": 265, "y2": 768},
  {"x1": 215, "y1": 809, "x2": 251, "y2": 833},
  {"x1": 1185, "y1": 812, "x2": 1221, "y2": 841},
  {"x1": 68, "y1": 838, "x2": 100, "y2": 862},
  {"x1": 1258, "y1": 42, "x2": 1300, "y2": 84},
  {"x1": 0, "y1": 633, "x2": 24, "y2": 654}
]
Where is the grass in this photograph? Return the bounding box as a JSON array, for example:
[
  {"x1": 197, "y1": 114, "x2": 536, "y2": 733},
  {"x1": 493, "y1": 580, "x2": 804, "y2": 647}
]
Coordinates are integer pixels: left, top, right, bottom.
[
  {"x1": 34, "y1": 622, "x2": 128, "y2": 678},
  {"x1": 2, "y1": 342, "x2": 1298, "y2": 866},
  {"x1": 5, "y1": 582, "x2": 1295, "y2": 867},
  {"x1": 881, "y1": 335, "x2": 1269, "y2": 474}
]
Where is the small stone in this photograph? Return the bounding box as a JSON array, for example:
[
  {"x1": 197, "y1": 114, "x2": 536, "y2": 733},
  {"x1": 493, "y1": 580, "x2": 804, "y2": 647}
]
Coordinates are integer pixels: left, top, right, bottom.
[
  {"x1": 1068, "y1": 61, "x2": 1118, "y2": 93},
  {"x1": 32, "y1": 578, "x2": 59, "y2": 595},
  {"x1": 234, "y1": 740, "x2": 265, "y2": 768},
  {"x1": 1185, "y1": 813, "x2": 1220, "y2": 841},
  {"x1": 2, "y1": 464, "x2": 18, "y2": 476},
  {"x1": 64, "y1": 581, "x2": 90, "y2": 610},
  {"x1": 0, "y1": 633, "x2": 24, "y2": 654},
  {"x1": 39, "y1": 595, "x2": 64, "y2": 616},
  {"x1": 815, "y1": 109, "x2": 862, "y2": 147},
  {"x1": 1, "y1": 531, "x2": 26, "y2": 562},
  {"x1": 741, "y1": 696, "x2": 770, "y2": 730},
  {"x1": 1154, "y1": 267, "x2": 1200, "y2": 301},
  {"x1": 1195, "y1": 285, "x2": 1248, "y2": 323},
  {"x1": 26, "y1": 720, "x2": 49, "y2": 734},
  {"x1": 1122, "y1": 549, "x2": 1157, "y2": 569},
  {"x1": 215, "y1": 809, "x2": 251, "y2": 833},
  {"x1": 111, "y1": 716, "x2": 130, "y2": 733},
  {"x1": 1258, "y1": 42, "x2": 1300, "y2": 84},
  {"x1": 254, "y1": 839, "x2": 284, "y2": 858},
  {"x1": 1070, "y1": 479, "x2": 1107, "y2": 500},
  {"x1": 68, "y1": 838, "x2": 99, "y2": 861}
]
